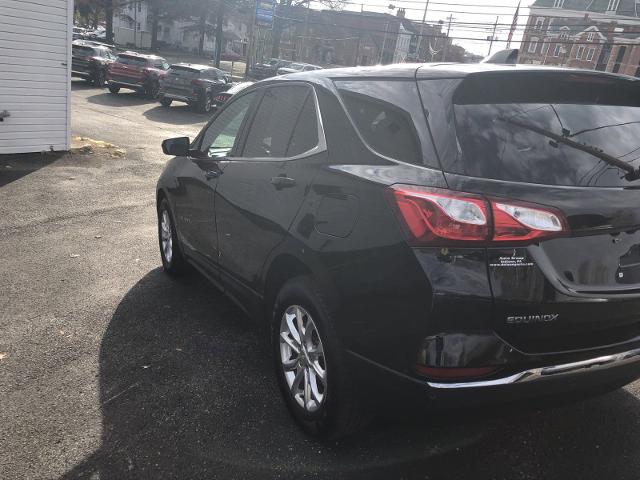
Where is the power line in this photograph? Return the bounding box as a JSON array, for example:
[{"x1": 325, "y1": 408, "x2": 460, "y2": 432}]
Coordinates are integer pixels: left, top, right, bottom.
[{"x1": 273, "y1": 13, "x2": 640, "y2": 45}]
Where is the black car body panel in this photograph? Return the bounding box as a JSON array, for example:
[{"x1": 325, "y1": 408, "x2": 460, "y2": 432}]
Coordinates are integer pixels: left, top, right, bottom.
[
  {"x1": 157, "y1": 64, "x2": 640, "y2": 405},
  {"x1": 159, "y1": 64, "x2": 231, "y2": 106},
  {"x1": 71, "y1": 42, "x2": 115, "y2": 81}
]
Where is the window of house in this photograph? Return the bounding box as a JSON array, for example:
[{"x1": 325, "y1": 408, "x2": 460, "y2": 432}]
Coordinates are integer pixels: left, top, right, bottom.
[
  {"x1": 242, "y1": 86, "x2": 317, "y2": 158},
  {"x1": 528, "y1": 37, "x2": 539, "y2": 53},
  {"x1": 542, "y1": 41, "x2": 550, "y2": 55},
  {"x1": 607, "y1": 0, "x2": 619, "y2": 11},
  {"x1": 586, "y1": 47, "x2": 595, "y2": 61},
  {"x1": 576, "y1": 46, "x2": 585, "y2": 59},
  {"x1": 587, "y1": 31, "x2": 594, "y2": 41},
  {"x1": 137, "y1": 1, "x2": 141, "y2": 11},
  {"x1": 554, "y1": 44, "x2": 562, "y2": 57},
  {"x1": 535, "y1": 18, "x2": 544, "y2": 30},
  {"x1": 553, "y1": 0, "x2": 564, "y2": 7}
]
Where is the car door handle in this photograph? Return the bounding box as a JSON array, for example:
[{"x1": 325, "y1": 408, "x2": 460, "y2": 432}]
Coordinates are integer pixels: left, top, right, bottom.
[
  {"x1": 270, "y1": 175, "x2": 296, "y2": 189},
  {"x1": 205, "y1": 170, "x2": 220, "y2": 180}
]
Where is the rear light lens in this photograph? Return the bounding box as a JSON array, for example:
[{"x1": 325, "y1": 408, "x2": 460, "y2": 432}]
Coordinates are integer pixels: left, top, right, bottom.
[
  {"x1": 492, "y1": 202, "x2": 564, "y2": 242},
  {"x1": 388, "y1": 185, "x2": 568, "y2": 246}
]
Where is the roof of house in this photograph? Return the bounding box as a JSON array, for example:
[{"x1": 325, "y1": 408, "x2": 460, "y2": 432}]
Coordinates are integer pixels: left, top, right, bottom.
[{"x1": 531, "y1": 0, "x2": 640, "y2": 17}]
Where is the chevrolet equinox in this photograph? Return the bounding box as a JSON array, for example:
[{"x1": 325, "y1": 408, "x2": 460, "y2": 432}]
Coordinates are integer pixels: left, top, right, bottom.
[{"x1": 156, "y1": 64, "x2": 640, "y2": 438}]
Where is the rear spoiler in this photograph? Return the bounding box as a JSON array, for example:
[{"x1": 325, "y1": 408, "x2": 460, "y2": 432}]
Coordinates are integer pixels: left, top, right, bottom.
[{"x1": 481, "y1": 49, "x2": 519, "y2": 65}]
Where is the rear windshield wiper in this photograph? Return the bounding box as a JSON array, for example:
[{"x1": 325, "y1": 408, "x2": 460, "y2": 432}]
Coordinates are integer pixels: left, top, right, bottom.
[{"x1": 498, "y1": 116, "x2": 640, "y2": 181}]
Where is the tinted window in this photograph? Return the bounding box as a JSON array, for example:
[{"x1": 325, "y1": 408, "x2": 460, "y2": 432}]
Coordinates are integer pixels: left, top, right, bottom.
[
  {"x1": 452, "y1": 73, "x2": 640, "y2": 187},
  {"x1": 167, "y1": 66, "x2": 200, "y2": 79},
  {"x1": 242, "y1": 86, "x2": 310, "y2": 158},
  {"x1": 73, "y1": 45, "x2": 96, "y2": 56},
  {"x1": 336, "y1": 80, "x2": 429, "y2": 166},
  {"x1": 287, "y1": 94, "x2": 319, "y2": 156},
  {"x1": 116, "y1": 55, "x2": 148, "y2": 67},
  {"x1": 199, "y1": 92, "x2": 256, "y2": 158}
]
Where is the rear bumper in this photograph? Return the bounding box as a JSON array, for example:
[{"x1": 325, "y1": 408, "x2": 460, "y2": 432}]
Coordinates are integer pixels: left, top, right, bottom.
[
  {"x1": 348, "y1": 346, "x2": 640, "y2": 407},
  {"x1": 108, "y1": 80, "x2": 143, "y2": 91},
  {"x1": 72, "y1": 70, "x2": 92, "y2": 78},
  {"x1": 159, "y1": 92, "x2": 197, "y2": 104}
]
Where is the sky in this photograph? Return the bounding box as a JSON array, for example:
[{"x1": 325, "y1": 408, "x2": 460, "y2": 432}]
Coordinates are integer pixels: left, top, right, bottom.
[{"x1": 320, "y1": 0, "x2": 529, "y2": 56}]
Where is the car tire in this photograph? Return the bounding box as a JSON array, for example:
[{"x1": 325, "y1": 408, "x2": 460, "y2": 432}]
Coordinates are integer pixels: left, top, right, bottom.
[
  {"x1": 272, "y1": 276, "x2": 371, "y2": 439},
  {"x1": 199, "y1": 93, "x2": 213, "y2": 113},
  {"x1": 108, "y1": 85, "x2": 120, "y2": 94},
  {"x1": 93, "y1": 69, "x2": 106, "y2": 88},
  {"x1": 160, "y1": 98, "x2": 173, "y2": 107},
  {"x1": 147, "y1": 81, "x2": 160, "y2": 99},
  {"x1": 157, "y1": 198, "x2": 186, "y2": 275}
]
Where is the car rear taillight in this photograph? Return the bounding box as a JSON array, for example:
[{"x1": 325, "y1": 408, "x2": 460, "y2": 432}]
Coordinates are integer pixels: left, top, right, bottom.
[
  {"x1": 214, "y1": 94, "x2": 228, "y2": 102},
  {"x1": 388, "y1": 185, "x2": 568, "y2": 246}
]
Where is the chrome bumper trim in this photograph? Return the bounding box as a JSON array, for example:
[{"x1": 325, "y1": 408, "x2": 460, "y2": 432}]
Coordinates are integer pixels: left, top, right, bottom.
[
  {"x1": 108, "y1": 80, "x2": 142, "y2": 90},
  {"x1": 427, "y1": 348, "x2": 640, "y2": 389},
  {"x1": 161, "y1": 93, "x2": 192, "y2": 102}
]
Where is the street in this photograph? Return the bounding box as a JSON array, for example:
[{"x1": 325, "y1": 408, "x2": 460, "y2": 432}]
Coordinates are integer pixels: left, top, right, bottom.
[{"x1": 2, "y1": 81, "x2": 640, "y2": 480}]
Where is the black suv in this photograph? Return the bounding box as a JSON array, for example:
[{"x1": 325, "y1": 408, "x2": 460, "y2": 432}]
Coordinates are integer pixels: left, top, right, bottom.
[
  {"x1": 156, "y1": 64, "x2": 640, "y2": 438},
  {"x1": 71, "y1": 41, "x2": 116, "y2": 87},
  {"x1": 158, "y1": 64, "x2": 231, "y2": 113}
]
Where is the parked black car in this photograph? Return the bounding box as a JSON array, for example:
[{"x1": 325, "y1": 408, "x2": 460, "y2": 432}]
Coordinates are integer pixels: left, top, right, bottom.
[
  {"x1": 106, "y1": 52, "x2": 169, "y2": 99},
  {"x1": 250, "y1": 58, "x2": 292, "y2": 80},
  {"x1": 212, "y1": 81, "x2": 253, "y2": 108},
  {"x1": 156, "y1": 64, "x2": 640, "y2": 438},
  {"x1": 71, "y1": 41, "x2": 116, "y2": 87},
  {"x1": 158, "y1": 64, "x2": 231, "y2": 113}
]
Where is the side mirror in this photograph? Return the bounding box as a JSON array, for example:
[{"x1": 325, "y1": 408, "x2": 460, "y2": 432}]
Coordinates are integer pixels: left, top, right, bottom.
[{"x1": 162, "y1": 137, "x2": 190, "y2": 156}]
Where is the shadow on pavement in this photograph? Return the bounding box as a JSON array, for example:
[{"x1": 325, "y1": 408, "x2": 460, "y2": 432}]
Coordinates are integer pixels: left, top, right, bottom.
[
  {"x1": 59, "y1": 268, "x2": 640, "y2": 479},
  {"x1": 86, "y1": 91, "x2": 155, "y2": 108},
  {"x1": 0, "y1": 151, "x2": 65, "y2": 188},
  {"x1": 143, "y1": 105, "x2": 210, "y2": 125}
]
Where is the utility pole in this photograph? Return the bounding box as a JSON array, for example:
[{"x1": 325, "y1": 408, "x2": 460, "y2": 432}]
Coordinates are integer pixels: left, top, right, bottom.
[
  {"x1": 244, "y1": 0, "x2": 257, "y2": 79},
  {"x1": 302, "y1": 0, "x2": 310, "y2": 61},
  {"x1": 441, "y1": 14, "x2": 452, "y2": 61},
  {"x1": 354, "y1": 3, "x2": 363, "y2": 66},
  {"x1": 488, "y1": 16, "x2": 498, "y2": 56},
  {"x1": 214, "y1": 0, "x2": 225, "y2": 68},
  {"x1": 133, "y1": 0, "x2": 138, "y2": 48},
  {"x1": 416, "y1": 0, "x2": 430, "y2": 62},
  {"x1": 380, "y1": 21, "x2": 389, "y2": 64}
]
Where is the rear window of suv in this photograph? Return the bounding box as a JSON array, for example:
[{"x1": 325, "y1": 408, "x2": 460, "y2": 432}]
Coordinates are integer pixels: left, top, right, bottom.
[
  {"x1": 167, "y1": 66, "x2": 200, "y2": 79},
  {"x1": 72, "y1": 45, "x2": 96, "y2": 56},
  {"x1": 449, "y1": 73, "x2": 640, "y2": 187}
]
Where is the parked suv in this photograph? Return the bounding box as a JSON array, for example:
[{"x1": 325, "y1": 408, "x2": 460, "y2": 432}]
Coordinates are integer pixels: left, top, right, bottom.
[
  {"x1": 158, "y1": 64, "x2": 231, "y2": 113},
  {"x1": 72, "y1": 41, "x2": 116, "y2": 87},
  {"x1": 106, "y1": 52, "x2": 169, "y2": 98},
  {"x1": 250, "y1": 58, "x2": 292, "y2": 79},
  {"x1": 156, "y1": 65, "x2": 640, "y2": 438}
]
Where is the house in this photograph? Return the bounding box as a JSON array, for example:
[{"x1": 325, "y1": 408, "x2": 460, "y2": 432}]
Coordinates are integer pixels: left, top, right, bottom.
[
  {"x1": 0, "y1": 0, "x2": 73, "y2": 154},
  {"x1": 519, "y1": 0, "x2": 640, "y2": 75},
  {"x1": 112, "y1": 1, "x2": 249, "y2": 55}
]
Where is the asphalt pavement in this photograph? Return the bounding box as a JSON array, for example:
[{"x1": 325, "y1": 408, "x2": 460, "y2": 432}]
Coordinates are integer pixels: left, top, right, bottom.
[{"x1": 2, "y1": 81, "x2": 640, "y2": 480}]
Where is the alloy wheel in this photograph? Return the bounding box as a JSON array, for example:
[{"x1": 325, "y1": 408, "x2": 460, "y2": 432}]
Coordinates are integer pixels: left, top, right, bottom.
[
  {"x1": 160, "y1": 209, "x2": 173, "y2": 263},
  {"x1": 279, "y1": 305, "x2": 327, "y2": 413}
]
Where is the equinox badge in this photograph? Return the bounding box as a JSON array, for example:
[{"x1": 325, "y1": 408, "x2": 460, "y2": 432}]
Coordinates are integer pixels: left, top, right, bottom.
[{"x1": 507, "y1": 314, "x2": 559, "y2": 325}]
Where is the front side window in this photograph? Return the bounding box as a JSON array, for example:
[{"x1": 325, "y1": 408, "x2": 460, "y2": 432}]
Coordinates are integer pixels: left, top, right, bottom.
[
  {"x1": 242, "y1": 86, "x2": 315, "y2": 158},
  {"x1": 199, "y1": 92, "x2": 256, "y2": 158}
]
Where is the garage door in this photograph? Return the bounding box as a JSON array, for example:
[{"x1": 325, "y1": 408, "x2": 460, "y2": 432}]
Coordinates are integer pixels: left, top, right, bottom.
[{"x1": 0, "y1": 0, "x2": 71, "y2": 154}]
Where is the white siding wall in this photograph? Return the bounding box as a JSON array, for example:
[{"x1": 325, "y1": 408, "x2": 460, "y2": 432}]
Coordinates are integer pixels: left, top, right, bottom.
[{"x1": 0, "y1": 0, "x2": 72, "y2": 154}]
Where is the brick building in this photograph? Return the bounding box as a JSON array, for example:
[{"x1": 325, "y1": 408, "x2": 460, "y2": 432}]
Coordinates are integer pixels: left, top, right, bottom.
[{"x1": 519, "y1": 0, "x2": 640, "y2": 76}]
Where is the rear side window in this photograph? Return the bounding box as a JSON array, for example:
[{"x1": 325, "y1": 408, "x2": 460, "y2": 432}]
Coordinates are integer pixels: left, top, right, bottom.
[
  {"x1": 335, "y1": 80, "x2": 433, "y2": 166},
  {"x1": 287, "y1": 94, "x2": 318, "y2": 156},
  {"x1": 116, "y1": 55, "x2": 148, "y2": 67},
  {"x1": 242, "y1": 85, "x2": 317, "y2": 158},
  {"x1": 450, "y1": 73, "x2": 640, "y2": 187},
  {"x1": 73, "y1": 46, "x2": 95, "y2": 56}
]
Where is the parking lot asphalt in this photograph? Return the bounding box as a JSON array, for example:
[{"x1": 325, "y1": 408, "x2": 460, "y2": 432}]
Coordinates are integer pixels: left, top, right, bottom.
[{"x1": 2, "y1": 81, "x2": 640, "y2": 480}]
